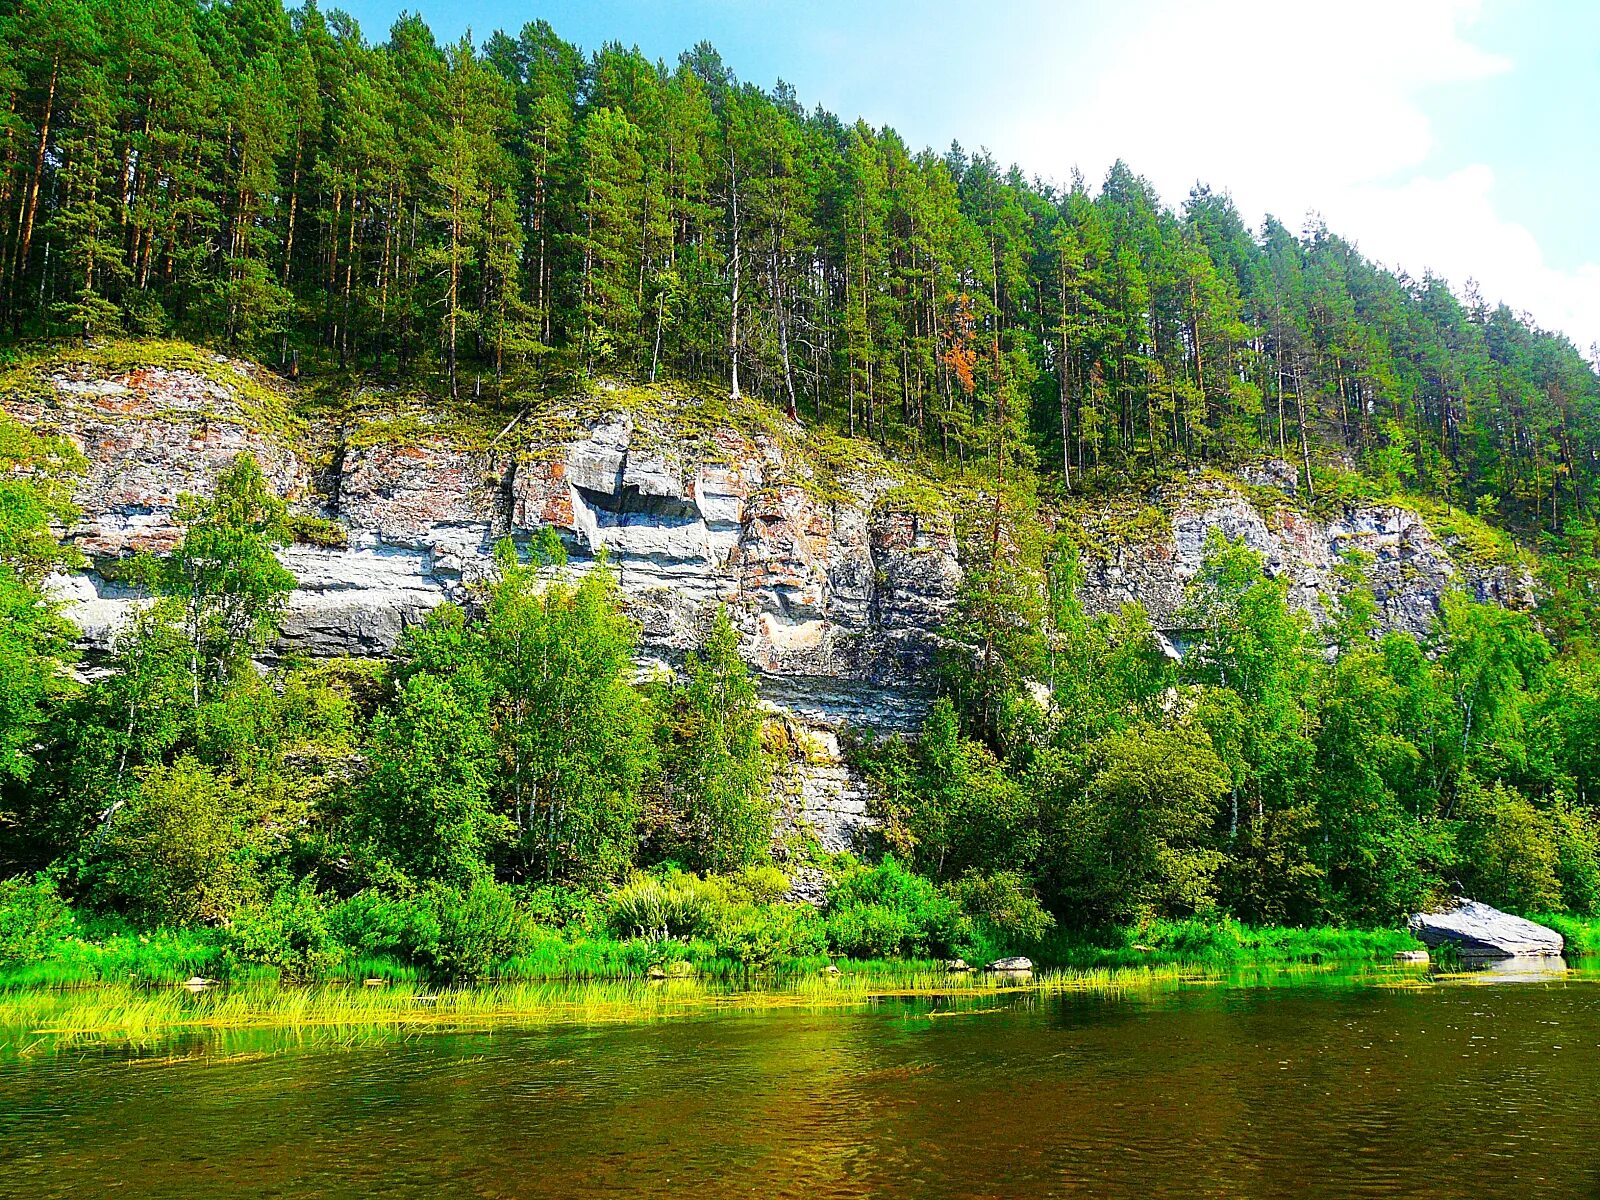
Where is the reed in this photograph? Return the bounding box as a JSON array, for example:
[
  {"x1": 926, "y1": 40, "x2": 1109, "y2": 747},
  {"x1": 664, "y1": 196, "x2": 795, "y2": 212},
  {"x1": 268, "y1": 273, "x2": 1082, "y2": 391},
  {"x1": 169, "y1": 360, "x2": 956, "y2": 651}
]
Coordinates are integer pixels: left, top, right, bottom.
[
  {"x1": 0, "y1": 952, "x2": 1446, "y2": 1059},
  {"x1": 0, "y1": 963, "x2": 1197, "y2": 1053},
  {"x1": 1534, "y1": 913, "x2": 1600, "y2": 956}
]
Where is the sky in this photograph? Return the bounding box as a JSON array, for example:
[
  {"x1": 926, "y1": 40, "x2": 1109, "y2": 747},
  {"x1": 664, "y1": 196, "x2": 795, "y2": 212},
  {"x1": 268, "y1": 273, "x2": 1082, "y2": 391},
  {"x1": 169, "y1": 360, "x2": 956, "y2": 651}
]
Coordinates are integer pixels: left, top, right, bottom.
[{"x1": 336, "y1": 0, "x2": 1600, "y2": 352}]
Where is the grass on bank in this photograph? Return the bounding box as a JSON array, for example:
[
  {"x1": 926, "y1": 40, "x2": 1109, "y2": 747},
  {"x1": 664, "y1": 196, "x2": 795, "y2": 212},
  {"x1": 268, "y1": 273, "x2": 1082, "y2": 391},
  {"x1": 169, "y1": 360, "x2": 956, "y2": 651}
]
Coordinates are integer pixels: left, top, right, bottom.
[
  {"x1": 0, "y1": 914, "x2": 1427, "y2": 995},
  {"x1": 2, "y1": 958, "x2": 1444, "y2": 1057}
]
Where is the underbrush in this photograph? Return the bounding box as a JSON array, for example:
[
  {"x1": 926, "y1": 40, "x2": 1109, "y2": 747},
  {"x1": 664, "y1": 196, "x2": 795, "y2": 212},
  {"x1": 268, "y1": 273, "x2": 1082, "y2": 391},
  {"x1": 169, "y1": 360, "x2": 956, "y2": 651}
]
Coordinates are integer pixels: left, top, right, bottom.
[
  {"x1": 1034, "y1": 919, "x2": 1423, "y2": 971},
  {"x1": 2, "y1": 864, "x2": 1428, "y2": 996},
  {"x1": 1533, "y1": 914, "x2": 1600, "y2": 956}
]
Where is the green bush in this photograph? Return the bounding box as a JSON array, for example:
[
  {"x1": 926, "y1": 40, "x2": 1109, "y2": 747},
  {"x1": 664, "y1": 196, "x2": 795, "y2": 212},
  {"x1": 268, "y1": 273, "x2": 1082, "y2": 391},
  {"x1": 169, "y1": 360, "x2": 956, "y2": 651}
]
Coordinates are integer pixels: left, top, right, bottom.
[
  {"x1": 327, "y1": 880, "x2": 535, "y2": 979},
  {"x1": 946, "y1": 870, "x2": 1056, "y2": 946},
  {"x1": 287, "y1": 514, "x2": 350, "y2": 549},
  {"x1": 519, "y1": 883, "x2": 603, "y2": 931},
  {"x1": 607, "y1": 871, "x2": 722, "y2": 940},
  {"x1": 431, "y1": 880, "x2": 535, "y2": 977},
  {"x1": 226, "y1": 879, "x2": 346, "y2": 979},
  {"x1": 95, "y1": 758, "x2": 265, "y2": 927},
  {"x1": 0, "y1": 874, "x2": 74, "y2": 966},
  {"x1": 712, "y1": 902, "x2": 825, "y2": 971},
  {"x1": 822, "y1": 856, "x2": 968, "y2": 959},
  {"x1": 722, "y1": 864, "x2": 792, "y2": 905}
]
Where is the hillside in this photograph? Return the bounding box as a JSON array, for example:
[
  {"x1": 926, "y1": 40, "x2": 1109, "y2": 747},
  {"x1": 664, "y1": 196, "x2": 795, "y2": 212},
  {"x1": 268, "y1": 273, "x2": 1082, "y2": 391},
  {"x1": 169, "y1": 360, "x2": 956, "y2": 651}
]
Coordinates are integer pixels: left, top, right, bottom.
[
  {"x1": 2, "y1": 0, "x2": 1598, "y2": 552},
  {"x1": 3, "y1": 0, "x2": 1600, "y2": 983}
]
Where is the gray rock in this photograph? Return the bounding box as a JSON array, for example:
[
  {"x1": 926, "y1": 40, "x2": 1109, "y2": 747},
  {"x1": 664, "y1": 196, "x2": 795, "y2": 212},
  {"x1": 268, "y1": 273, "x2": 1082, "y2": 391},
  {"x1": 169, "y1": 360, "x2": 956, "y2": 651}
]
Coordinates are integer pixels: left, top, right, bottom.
[
  {"x1": 7, "y1": 360, "x2": 1537, "y2": 744},
  {"x1": 986, "y1": 956, "x2": 1033, "y2": 972},
  {"x1": 1407, "y1": 899, "x2": 1564, "y2": 959}
]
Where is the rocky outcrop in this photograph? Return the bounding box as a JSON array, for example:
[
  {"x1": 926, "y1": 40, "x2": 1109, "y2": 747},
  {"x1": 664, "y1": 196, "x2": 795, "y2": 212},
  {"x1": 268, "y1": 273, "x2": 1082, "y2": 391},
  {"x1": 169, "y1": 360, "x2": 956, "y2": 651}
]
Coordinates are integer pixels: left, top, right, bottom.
[
  {"x1": 7, "y1": 353, "x2": 1536, "y2": 734},
  {"x1": 1075, "y1": 478, "x2": 1533, "y2": 640},
  {"x1": 770, "y1": 720, "x2": 874, "y2": 857},
  {"x1": 14, "y1": 357, "x2": 962, "y2": 729},
  {"x1": 4, "y1": 350, "x2": 1552, "y2": 872},
  {"x1": 1408, "y1": 900, "x2": 1564, "y2": 959}
]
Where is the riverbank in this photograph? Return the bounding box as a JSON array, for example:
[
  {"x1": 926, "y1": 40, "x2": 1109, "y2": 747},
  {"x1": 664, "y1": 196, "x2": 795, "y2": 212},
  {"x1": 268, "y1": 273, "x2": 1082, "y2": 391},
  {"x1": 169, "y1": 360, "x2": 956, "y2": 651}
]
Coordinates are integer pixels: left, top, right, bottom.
[
  {"x1": 0, "y1": 917, "x2": 1429, "y2": 993},
  {"x1": 0, "y1": 959, "x2": 1443, "y2": 1056}
]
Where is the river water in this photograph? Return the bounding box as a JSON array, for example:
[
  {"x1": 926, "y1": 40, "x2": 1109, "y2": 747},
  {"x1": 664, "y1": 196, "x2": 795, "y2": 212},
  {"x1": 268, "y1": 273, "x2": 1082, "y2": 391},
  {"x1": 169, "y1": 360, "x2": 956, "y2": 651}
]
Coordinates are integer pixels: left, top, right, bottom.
[{"x1": 2, "y1": 967, "x2": 1598, "y2": 1199}]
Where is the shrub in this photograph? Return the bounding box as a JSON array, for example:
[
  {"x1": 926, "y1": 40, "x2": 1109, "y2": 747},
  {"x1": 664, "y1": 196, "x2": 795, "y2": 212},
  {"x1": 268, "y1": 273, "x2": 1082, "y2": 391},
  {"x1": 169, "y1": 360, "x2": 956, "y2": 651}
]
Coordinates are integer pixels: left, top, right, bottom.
[
  {"x1": 95, "y1": 758, "x2": 263, "y2": 927},
  {"x1": 226, "y1": 879, "x2": 345, "y2": 979},
  {"x1": 1455, "y1": 780, "x2": 1564, "y2": 914},
  {"x1": 712, "y1": 902, "x2": 825, "y2": 971},
  {"x1": 327, "y1": 879, "x2": 536, "y2": 979},
  {"x1": 822, "y1": 856, "x2": 968, "y2": 959},
  {"x1": 287, "y1": 514, "x2": 350, "y2": 549},
  {"x1": 519, "y1": 883, "x2": 603, "y2": 931},
  {"x1": 607, "y1": 871, "x2": 722, "y2": 941},
  {"x1": 0, "y1": 874, "x2": 74, "y2": 966},
  {"x1": 946, "y1": 870, "x2": 1055, "y2": 945},
  {"x1": 722, "y1": 865, "x2": 792, "y2": 905},
  {"x1": 429, "y1": 880, "x2": 536, "y2": 978}
]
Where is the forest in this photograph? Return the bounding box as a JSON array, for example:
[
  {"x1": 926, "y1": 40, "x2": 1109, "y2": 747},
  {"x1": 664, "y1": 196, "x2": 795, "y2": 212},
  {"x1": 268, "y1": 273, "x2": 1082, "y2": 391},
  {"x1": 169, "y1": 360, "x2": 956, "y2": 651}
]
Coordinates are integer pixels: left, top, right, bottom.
[
  {"x1": 3, "y1": 0, "x2": 1600, "y2": 981},
  {"x1": 2, "y1": 0, "x2": 1599, "y2": 526}
]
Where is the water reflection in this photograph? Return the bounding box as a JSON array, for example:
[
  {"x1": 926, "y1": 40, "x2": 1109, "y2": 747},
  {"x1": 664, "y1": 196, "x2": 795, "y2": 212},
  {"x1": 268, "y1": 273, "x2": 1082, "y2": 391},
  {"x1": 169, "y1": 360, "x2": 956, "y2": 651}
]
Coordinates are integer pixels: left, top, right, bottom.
[
  {"x1": 1442, "y1": 954, "x2": 1571, "y2": 983},
  {"x1": 2, "y1": 971, "x2": 1598, "y2": 1200}
]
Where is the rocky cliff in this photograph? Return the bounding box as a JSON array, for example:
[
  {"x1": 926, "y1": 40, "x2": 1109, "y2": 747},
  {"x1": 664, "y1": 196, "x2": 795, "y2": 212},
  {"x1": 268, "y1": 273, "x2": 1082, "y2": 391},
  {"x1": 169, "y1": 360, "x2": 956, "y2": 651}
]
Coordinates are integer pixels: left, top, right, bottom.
[
  {"x1": 2, "y1": 345, "x2": 1538, "y2": 856},
  {"x1": 8, "y1": 348, "x2": 965, "y2": 731},
  {"x1": 6, "y1": 347, "x2": 1535, "y2": 720}
]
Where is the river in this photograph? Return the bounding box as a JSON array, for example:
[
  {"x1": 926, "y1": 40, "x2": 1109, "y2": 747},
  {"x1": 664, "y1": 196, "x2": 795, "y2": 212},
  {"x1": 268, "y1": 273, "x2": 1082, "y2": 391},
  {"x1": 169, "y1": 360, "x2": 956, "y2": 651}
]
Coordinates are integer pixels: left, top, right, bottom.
[{"x1": 2, "y1": 965, "x2": 1597, "y2": 1198}]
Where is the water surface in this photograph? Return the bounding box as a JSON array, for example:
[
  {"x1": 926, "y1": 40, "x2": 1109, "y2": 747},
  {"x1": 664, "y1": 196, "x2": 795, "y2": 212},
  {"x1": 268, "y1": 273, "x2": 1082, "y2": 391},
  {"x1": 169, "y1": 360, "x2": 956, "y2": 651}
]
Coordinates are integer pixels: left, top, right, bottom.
[{"x1": 3, "y1": 968, "x2": 1597, "y2": 1199}]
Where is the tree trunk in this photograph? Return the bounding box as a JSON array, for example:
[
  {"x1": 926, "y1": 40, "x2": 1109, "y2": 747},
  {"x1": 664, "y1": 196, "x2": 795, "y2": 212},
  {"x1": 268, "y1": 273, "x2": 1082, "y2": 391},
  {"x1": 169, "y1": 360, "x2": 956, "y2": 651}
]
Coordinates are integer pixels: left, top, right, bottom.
[{"x1": 727, "y1": 140, "x2": 741, "y2": 400}]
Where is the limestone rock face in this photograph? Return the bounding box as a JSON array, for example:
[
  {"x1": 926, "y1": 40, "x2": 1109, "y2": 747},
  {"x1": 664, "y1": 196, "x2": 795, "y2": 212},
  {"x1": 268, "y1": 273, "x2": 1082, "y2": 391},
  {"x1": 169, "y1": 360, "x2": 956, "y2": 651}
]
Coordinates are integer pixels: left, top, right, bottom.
[
  {"x1": 1076, "y1": 473, "x2": 1532, "y2": 639},
  {"x1": 14, "y1": 363, "x2": 963, "y2": 730},
  {"x1": 10, "y1": 365, "x2": 1531, "y2": 735},
  {"x1": 1408, "y1": 900, "x2": 1564, "y2": 959}
]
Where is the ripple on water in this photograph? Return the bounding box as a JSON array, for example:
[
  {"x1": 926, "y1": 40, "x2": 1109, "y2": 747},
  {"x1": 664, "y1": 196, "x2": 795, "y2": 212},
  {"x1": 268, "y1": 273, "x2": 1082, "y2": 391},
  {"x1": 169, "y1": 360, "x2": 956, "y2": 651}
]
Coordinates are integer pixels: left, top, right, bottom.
[{"x1": 2, "y1": 976, "x2": 1600, "y2": 1199}]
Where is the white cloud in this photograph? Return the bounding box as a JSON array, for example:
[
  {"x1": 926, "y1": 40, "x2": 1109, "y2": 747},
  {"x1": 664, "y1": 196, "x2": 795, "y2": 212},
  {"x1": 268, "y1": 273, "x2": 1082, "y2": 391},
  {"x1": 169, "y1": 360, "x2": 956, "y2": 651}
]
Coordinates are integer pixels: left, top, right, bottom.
[{"x1": 980, "y1": 0, "x2": 1597, "y2": 349}]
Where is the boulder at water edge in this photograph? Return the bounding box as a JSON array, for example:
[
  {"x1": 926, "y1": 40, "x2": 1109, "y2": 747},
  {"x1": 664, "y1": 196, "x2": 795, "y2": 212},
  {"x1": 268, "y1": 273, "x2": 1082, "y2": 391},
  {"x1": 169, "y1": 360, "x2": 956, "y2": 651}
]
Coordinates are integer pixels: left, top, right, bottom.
[
  {"x1": 987, "y1": 957, "x2": 1034, "y2": 972},
  {"x1": 1407, "y1": 899, "x2": 1563, "y2": 959}
]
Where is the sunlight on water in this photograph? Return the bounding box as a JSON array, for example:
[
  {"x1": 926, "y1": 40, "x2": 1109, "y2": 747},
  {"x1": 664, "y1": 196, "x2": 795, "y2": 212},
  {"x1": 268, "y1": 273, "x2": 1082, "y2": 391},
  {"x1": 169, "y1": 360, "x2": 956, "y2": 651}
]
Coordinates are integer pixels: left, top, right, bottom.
[{"x1": 1, "y1": 966, "x2": 1597, "y2": 1198}]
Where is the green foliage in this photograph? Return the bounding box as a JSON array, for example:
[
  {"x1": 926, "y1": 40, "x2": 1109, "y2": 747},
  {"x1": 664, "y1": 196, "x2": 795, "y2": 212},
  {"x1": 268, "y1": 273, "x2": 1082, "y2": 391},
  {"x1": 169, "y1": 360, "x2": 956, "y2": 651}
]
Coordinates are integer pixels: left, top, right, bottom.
[
  {"x1": 226, "y1": 879, "x2": 346, "y2": 980},
  {"x1": 1054, "y1": 724, "x2": 1231, "y2": 924},
  {"x1": 94, "y1": 758, "x2": 266, "y2": 927},
  {"x1": 945, "y1": 870, "x2": 1055, "y2": 945},
  {"x1": 356, "y1": 653, "x2": 505, "y2": 890},
  {"x1": 1453, "y1": 779, "x2": 1564, "y2": 915},
  {"x1": 870, "y1": 697, "x2": 1040, "y2": 879},
  {"x1": 0, "y1": 412, "x2": 82, "y2": 806},
  {"x1": 661, "y1": 608, "x2": 773, "y2": 873},
  {"x1": 607, "y1": 871, "x2": 724, "y2": 941},
  {"x1": 327, "y1": 880, "x2": 537, "y2": 980},
  {"x1": 0, "y1": 874, "x2": 74, "y2": 966},
  {"x1": 162, "y1": 454, "x2": 297, "y2": 698},
  {"x1": 286, "y1": 514, "x2": 350, "y2": 549},
  {"x1": 483, "y1": 544, "x2": 656, "y2": 884},
  {"x1": 822, "y1": 857, "x2": 966, "y2": 959}
]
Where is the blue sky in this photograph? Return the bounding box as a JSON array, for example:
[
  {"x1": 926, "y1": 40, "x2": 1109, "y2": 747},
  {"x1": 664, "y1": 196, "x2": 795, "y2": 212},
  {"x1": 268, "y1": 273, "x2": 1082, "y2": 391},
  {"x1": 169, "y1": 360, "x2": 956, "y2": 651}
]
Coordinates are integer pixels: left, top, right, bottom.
[{"x1": 335, "y1": 0, "x2": 1599, "y2": 349}]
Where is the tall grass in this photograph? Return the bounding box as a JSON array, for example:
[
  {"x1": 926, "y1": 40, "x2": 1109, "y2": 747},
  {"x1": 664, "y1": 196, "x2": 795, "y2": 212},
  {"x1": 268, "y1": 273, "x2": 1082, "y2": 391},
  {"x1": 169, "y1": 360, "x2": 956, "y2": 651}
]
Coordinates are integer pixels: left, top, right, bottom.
[
  {"x1": 1032, "y1": 919, "x2": 1424, "y2": 971},
  {"x1": 0, "y1": 926, "x2": 230, "y2": 990},
  {"x1": 1533, "y1": 913, "x2": 1600, "y2": 956},
  {"x1": 0, "y1": 964, "x2": 1189, "y2": 1054},
  {"x1": 0, "y1": 953, "x2": 1452, "y2": 1059}
]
